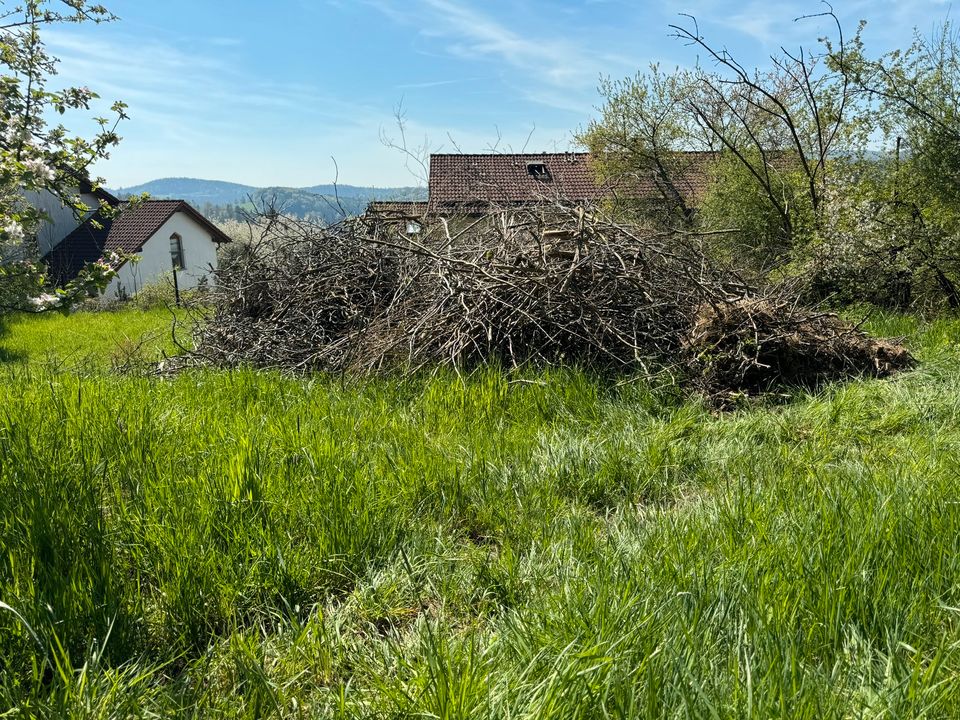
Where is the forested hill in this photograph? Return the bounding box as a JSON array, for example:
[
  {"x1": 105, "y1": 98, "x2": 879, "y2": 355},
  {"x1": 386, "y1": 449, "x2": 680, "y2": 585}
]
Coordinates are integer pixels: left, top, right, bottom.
[{"x1": 111, "y1": 177, "x2": 428, "y2": 223}]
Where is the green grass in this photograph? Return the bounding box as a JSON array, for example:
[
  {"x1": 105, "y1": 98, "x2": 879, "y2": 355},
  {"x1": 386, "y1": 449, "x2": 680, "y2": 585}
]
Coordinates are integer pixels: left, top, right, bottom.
[
  {"x1": 2, "y1": 309, "x2": 960, "y2": 717},
  {"x1": 0, "y1": 308, "x2": 183, "y2": 368}
]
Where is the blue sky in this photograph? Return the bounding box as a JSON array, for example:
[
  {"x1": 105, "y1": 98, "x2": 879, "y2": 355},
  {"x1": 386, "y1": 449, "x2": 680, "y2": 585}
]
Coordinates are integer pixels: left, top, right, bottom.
[{"x1": 44, "y1": 0, "x2": 954, "y2": 188}]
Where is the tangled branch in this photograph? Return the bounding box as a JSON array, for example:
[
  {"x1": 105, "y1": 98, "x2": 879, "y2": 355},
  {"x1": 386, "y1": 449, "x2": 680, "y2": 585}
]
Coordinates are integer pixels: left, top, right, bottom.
[{"x1": 185, "y1": 203, "x2": 913, "y2": 398}]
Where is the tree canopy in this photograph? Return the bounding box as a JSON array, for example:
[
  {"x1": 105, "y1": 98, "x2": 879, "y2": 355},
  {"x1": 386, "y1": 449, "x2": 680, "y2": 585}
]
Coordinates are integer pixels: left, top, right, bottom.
[{"x1": 580, "y1": 8, "x2": 960, "y2": 307}]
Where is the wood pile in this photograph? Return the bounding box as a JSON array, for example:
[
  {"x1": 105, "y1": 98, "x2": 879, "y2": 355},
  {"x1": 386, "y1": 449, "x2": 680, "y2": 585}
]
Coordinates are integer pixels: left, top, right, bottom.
[{"x1": 188, "y1": 206, "x2": 913, "y2": 397}]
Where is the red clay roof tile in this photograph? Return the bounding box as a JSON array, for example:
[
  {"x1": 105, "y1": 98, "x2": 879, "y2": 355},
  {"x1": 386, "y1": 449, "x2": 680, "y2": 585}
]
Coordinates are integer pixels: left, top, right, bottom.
[{"x1": 425, "y1": 151, "x2": 715, "y2": 210}]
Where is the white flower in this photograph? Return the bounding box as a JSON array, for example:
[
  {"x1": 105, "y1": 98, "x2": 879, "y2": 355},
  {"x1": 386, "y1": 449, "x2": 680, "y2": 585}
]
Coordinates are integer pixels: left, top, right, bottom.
[
  {"x1": 28, "y1": 293, "x2": 61, "y2": 310},
  {"x1": 3, "y1": 221, "x2": 24, "y2": 243},
  {"x1": 94, "y1": 251, "x2": 121, "y2": 272},
  {"x1": 2, "y1": 120, "x2": 26, "y2": 146},
  {"x1": 22, "y1": 157, "x2": 55, "y2": 182}
]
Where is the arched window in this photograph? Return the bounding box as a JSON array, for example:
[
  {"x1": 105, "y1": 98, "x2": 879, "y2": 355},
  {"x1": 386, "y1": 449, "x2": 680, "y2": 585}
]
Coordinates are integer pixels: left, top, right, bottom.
[{"x1": 169, "y1": 233, "x2": 185, "y2": 270}]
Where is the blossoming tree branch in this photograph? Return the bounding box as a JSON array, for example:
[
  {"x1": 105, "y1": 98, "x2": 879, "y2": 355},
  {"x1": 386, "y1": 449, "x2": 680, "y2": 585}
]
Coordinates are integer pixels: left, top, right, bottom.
[{"x1": 0, "y1": 0, "x2": 126, "y2": 312}]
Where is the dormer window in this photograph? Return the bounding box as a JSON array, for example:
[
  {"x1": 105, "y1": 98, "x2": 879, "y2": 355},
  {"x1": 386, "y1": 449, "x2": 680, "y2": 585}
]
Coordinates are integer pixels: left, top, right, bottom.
[{"x1": 527, "y1": 162, "x2": 550, "y2": 180}]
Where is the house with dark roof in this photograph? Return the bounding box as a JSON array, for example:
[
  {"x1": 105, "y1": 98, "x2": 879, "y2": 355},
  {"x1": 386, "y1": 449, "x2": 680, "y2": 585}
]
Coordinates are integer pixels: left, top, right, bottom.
[
  {"x1": 41, "y1": 193, "x2": 230, "y2": 299},
  {"x1": 24, "y1": 180, "x2": 121, "y2": 258}
]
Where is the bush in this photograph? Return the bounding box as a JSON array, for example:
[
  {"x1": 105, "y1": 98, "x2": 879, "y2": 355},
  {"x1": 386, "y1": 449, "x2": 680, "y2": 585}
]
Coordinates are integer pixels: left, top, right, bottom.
[{"x1": 810, "y1": 184, "x2": 960, "y2": 309}]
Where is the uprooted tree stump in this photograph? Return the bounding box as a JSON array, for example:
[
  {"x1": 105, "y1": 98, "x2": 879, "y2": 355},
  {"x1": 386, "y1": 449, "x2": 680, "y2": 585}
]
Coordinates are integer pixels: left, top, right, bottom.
[{"x1": 186, "y1": 205, "x2": 914, "y2": 399}]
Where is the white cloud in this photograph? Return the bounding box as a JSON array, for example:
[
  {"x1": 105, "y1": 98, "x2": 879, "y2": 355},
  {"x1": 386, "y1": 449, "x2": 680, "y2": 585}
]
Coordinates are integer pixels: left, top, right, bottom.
[
  {"x1": 396, "y1": 77, "x2": 482, "y2": 89},
  {"x1": 46, "y1": 29, "x2": 373, "y2": 127},
  {"x1": 417, "y1": 0, "x2": 575, "y2": 79},
  {"x1": 40, "y1": 28, "x2": 408, "y2": 186},
  {"x1": 687, "y1": 0, "x2": 954, "y2": 50},
  {"x1": 208, "y1": 36, "x2": 243, "y2": 47},
  {"x1": 366, "y1": 0, "x2": 645, "y2": 114}
]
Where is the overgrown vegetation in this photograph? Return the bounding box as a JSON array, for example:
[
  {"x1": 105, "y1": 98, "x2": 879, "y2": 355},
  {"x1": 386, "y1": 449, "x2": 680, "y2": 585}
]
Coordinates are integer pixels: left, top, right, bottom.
[
  {"x1": 6, "y1": 4, "x2": 960, "y2": 718},
  {"x1": 581, "y1": 12, "x2": 960, "y2": 309},
  {"x1": 196, "y1": 9, "x2": 960, "y2": 393},
  {"x1": 2, "y1": 310, "x2": 960, "y2": 717}
]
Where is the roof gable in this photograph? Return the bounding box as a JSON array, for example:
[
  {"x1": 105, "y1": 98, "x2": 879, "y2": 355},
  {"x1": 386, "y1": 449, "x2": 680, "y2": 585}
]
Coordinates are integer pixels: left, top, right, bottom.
[{"x1": 76, "y1": 177, "x2": 121, "y2": 207}]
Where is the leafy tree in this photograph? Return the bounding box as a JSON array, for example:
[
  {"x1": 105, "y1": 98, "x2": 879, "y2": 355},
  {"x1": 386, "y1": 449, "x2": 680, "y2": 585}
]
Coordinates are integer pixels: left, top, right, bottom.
[
  {"x1": 0, "y1": 0, "x2": 126, "y2": 312},
  {"x1": 697, "y1": 151, "x2": 815, "y2": 272},
  {"x1": 579, "y1": 66, "x2": 710, "y2": 227},
  {"x1": 677, "y1": 11, "x2": 861, "y2": 231},
  {"x1": 816, "y1": 21, "x2": 960, "y2": 307},
  {"x1": 582, "y1": 9, "x2": 865, "y2": 277},
  {"x1": 582, "y1": 7, "x2": 960, "y2": 309}
]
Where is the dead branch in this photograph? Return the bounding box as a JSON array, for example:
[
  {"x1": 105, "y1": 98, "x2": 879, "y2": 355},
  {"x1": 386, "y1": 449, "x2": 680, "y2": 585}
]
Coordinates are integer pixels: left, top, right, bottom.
[{"x1": 178, "y1": 202, "x2": 913, "y2": 399}]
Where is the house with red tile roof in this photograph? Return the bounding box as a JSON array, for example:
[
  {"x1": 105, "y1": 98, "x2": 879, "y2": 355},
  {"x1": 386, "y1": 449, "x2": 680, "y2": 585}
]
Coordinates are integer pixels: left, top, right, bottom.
[
  {"x1": 427, "y1": 152, "x2": 610, "y2": 209},
  {"x1": 42, "y1": 195, "x2": 230, "y2": 299},
  {"x1": 366, "y1": 151, "x2": 713, "y2": 229}
]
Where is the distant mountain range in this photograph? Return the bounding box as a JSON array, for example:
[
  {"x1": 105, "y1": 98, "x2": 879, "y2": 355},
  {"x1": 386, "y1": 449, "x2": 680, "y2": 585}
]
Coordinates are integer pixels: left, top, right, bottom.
[{"x1": 111, "y1": 177, "x2": 428, "y2": 223}]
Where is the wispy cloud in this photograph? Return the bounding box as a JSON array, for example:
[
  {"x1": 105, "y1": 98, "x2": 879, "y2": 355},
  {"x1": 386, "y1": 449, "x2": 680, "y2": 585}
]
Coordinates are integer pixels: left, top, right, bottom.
[
  {"x1": 366, "y1": 0, "x2": 644, "y2": 114},
  {"x1": 396, "y1": 78, "x2": 480, "y2": 89},
  {"x1": 40, "y1": 27, "x2": 404, "y2": 185},
  {"x1": 45, "y1": 29, "x2": 381, "y2": 137},
  {"x1": 416, "y1": 0, "x2": 578, "y2": 81},
  {"x1": 692, "y1": 0, "x2": 953, "y2": 49},
  {"x1": 208, "y1": 36, "x2": 243, "y2": 47}
]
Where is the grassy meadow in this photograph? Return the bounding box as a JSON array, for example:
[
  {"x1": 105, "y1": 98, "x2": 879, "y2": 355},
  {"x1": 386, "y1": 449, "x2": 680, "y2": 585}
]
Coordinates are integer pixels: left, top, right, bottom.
[{"x1": 3, "y1": 310, "x2": 960, "y2": 717}]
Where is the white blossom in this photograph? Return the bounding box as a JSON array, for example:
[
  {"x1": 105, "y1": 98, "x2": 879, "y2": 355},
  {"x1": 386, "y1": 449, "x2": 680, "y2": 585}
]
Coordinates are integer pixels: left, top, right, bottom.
[
  {"x1": 22, "y1": 157, "x2": 55, "y2": 182},
  {"x1": 28, "y1": 293, "x2": 61, "y2": 310},
  {"x1": 2, "y1": 120, "x2": 26, "y2": 146},
  {"x1": 2, "y1": 221, "x2": 24, "y2": 243}
]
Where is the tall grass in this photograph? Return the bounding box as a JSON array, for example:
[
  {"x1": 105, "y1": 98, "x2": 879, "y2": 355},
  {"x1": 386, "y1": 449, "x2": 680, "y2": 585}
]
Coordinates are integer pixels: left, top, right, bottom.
[
  {"x1": 0, "y1": 308, "x2": 182, "y2": 368},
  {"x1": 1, "y1": 310, "x2": 960, "y2": 717}
]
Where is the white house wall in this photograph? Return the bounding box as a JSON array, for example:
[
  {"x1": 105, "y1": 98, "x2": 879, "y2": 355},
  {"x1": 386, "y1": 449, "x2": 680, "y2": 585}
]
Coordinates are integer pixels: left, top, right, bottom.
[
  {"x1": 105, "y1": 211, "x2": 220, "y2": 299},
  {"x1": 25, "y1": 189, "x2": 100, "y2": 256}
]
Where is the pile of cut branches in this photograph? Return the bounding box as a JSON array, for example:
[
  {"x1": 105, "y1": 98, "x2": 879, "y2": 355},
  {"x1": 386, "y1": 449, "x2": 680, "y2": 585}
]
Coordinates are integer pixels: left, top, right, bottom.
[
  {"x1": 189, "y1": 206, "x2": 913, "y2": 396},
  {"x1": 683, "y1": 297, "x2": 913, "y2": 395}
]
